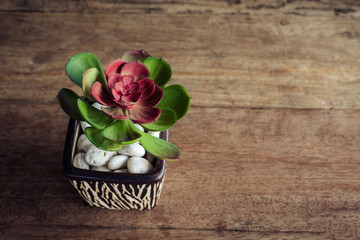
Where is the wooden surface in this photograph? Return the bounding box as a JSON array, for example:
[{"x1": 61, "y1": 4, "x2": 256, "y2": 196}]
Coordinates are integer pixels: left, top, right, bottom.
[{"x1": 1, "y1": 0, "x2": 360, "y2": 239}]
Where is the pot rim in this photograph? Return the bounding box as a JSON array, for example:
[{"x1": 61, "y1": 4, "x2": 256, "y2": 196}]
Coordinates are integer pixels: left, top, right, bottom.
[{"x1": 63, "y1": 118, "x2": 166, "y2": 183}]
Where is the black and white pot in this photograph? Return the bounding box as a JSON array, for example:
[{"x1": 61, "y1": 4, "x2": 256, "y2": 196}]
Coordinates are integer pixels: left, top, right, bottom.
[{"x1": 62, "y1": 118, "x2": 166, "y2": 210}]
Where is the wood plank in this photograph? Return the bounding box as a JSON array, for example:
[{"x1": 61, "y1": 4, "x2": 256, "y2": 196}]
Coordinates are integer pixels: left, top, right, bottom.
[
  {"x1": 0, "y1": 0, "x2": 360, "y2": 17},
  {"x1": 1, "y1": 104, "x2": 360, "y2": 239},
  {"x1": 1, "y1": 225, "x2": 330, "y2": 240},
  {"x1": 1, "y1": 13, "x2": 360, "y2": 109},
  {"x1": 2, "y1": 1, "x2": 359, "y2": 239}
]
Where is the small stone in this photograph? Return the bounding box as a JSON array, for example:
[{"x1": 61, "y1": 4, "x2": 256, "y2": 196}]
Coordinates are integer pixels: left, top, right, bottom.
[
  {"x1": 80, "y1": 121, "x2": 91, "y2": 133},
  {"x1": 148, "y1": 131, "x2": 160, "y2": 138},
  {"x1": 85, "y1": 145, "x2": 116, "y2": 167},
  {"x1": 91, "y1": 166, "x2": 111, "y2": 172},
  {"x1": 91, "y1": 102, "x2": 102, "y2": 110},
  {"x1": 77, "y1": 134, "x2": 93, "y2": 152},
  {"x1": 107, "y1": 155, "x2": 129, "y2": 170},
  {"x1": 118, "y1": 142, "x2": 145, "y2": 157},
  {"x1": 127, "y1": 157, "x2": 154, "y2": 174},
  {"x1": 114, "y1": 169, "x2": 129, "y2": 173},
  {"x1": 73, "y1": 152, "x2": 89, "y2": 170},
  {"x1": 134, "y1": 124, "x2": 144, "y2": 132}
]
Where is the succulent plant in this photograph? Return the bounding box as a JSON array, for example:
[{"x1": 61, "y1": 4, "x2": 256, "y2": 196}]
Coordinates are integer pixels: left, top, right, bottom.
[
  {"x1": 57, "y1": 50, "x2": 191, "y2": 160},
  {"x1": 92, "y1": 59, "x2": 163, "y2": 123}
]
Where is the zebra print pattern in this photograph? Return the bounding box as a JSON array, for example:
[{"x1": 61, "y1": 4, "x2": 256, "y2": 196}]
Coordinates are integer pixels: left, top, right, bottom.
[{"x1": 70, "y1": 177, "x2": 165, "y2": 210}]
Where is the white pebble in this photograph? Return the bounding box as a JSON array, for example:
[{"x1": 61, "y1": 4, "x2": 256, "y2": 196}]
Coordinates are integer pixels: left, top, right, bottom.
[
  {"x1": 107, "y1": 155, "x2": 129, "y2": 170},
  {"x1": 118, "y1": 142, "x2": 145, "y2": 157},
  {"x1": 148, "y1": 131, "x2": 160, "y2": 138},
  {"x1": 127, "y1": 157, "x2": 154, "y2": 174},
  {"x1": 85, "y1": 145, "x2": 116, "y2": 167},
  {"x1": 134, "y1": 124, "x2": 144, "y2": 132},
  {"x1": 91, "y1": 102, "x2": 103, "y2": 110},
  {"x1": 91, "y1": 166, "x2": 111, "y2": 172},
  {"x1": 77, "y1": 134, "x2": 93, "y2": 152},
  {"x1": 73, "y1": 152, "x2": 89, "y2": 170},
  {"x1": 80, "y1": 121, "x2": 91, "y2": 132},
  {"x1": 114, "y1": 169, "x2": 129, "y2": 173}
]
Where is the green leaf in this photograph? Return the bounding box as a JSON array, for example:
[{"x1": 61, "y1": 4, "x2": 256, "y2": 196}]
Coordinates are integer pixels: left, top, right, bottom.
[
  {"x1": 156, "y1": 84, "x2": 191, "y2": 120},
  {"x1": 65, "y1": 53, "x2": 106, "y2": 88},
  {"x1": 139, "y1": 132, "x2": 180, "y2": 160},
  {"x1": 77, "y1": 99, "x2": 114, "y2": 129},
  {"x1": 84, "y1": 127, "x2": 123, "y2": 151},
  {"x1": 101, "y1": 119, "x2": 142, "y2": 142},
  {"x1": 57, "y1": 88, "x2": 85, "y2": 121},
  {"x1": 82, "y1": 68, "x2": 102, "y2": 101},
  {"x1": 142, "y1": 57, "x2": 172, "y2": 88},
  {"x1": 141, "y1": 108, "x2": 176, "y2": 131}
]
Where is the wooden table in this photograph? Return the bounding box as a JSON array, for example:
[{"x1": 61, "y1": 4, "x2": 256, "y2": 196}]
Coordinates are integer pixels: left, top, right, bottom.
[{"x1": 1, "y1": 1, "x2": 360, "y2": 239}]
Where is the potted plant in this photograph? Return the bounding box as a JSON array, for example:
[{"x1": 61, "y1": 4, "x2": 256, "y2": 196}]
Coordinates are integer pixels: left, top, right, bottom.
[{"x1": 57, "y1": 50, "x2": 190, "y2": 210}]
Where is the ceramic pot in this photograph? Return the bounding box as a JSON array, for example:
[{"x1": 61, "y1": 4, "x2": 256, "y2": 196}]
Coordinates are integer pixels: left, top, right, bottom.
[{"x1": 62, "y1": 118, "x2": 166, "y2": 210}]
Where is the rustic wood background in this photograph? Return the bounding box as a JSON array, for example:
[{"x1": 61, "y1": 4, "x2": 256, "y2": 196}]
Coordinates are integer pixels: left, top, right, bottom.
[{"x1": 1, "y1": 0, "x2": 360, "y2": 239}]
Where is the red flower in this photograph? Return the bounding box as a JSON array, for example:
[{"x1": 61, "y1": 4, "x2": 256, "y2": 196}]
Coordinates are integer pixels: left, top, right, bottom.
[{"x1": 91, "y1": 59, "x2": 163, "y2": 124}]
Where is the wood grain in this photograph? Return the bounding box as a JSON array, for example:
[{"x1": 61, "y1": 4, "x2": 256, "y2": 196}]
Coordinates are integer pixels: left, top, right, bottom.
[
  {"x1": 1, "y1": 104, "x2": 360, "y2": 239},
  {"x1": 1, "y1": 12, "x2": 360, "y2": 109},
  {"x1": 1, "y1": 0, "x2": 360, "y2": 239},
  {"x1": 1, "y1": 225, "x2": 331, "y2": 240},
  {"x1": 1, "y1": 0, "x2": 360, "y2": 17}
]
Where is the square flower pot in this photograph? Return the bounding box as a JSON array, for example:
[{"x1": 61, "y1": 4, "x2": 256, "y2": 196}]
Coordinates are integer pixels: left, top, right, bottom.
[{"x1": 62, "y1": 118, "x2": 166, "y2": 210}]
